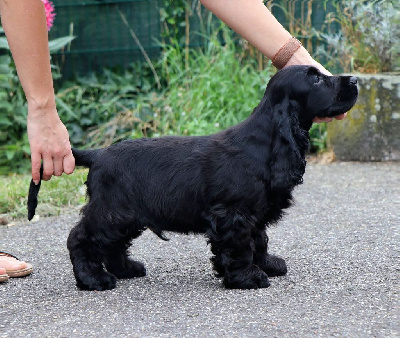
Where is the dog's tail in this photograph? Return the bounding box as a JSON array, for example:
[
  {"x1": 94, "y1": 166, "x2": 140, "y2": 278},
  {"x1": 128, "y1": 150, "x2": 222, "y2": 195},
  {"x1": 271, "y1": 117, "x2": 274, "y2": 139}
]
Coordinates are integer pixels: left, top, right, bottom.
[
  {"x1": 27, "y1": 165, "x2": 43, "y2": 221},
  {"x1": 27, "y1": 148, "x2": 101, "y2": 221}
]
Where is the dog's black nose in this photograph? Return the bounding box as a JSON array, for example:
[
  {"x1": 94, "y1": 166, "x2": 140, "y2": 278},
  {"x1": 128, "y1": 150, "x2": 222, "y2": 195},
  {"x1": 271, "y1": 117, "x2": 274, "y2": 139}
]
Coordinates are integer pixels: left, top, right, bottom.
[{"x1": 349, "y1": 76, "x2": 358, "y2": 85}]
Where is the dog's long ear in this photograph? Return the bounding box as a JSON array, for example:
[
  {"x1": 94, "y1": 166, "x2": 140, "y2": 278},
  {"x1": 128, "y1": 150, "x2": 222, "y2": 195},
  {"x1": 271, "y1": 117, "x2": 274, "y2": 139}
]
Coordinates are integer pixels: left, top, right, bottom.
[{"x1": 269, "y1": 97, "x2": 309, "y2": 191}]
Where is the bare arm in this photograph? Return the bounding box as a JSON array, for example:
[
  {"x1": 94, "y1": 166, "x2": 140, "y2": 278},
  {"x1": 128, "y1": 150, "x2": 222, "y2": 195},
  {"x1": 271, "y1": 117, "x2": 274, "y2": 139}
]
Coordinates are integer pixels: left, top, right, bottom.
[
  {"x1": 200, "y1": 0, "x2": 346, "y2": 122},
  {"x1": 0, "y1": 0, "x2": 74, "y2": 183}
]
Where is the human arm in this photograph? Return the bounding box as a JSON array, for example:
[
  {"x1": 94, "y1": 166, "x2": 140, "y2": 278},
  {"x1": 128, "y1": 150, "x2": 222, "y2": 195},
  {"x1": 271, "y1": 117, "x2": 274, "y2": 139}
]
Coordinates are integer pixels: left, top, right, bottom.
[
  {"x1": 200, "y1": 0, "x2": 346, "y2": 122},
  {"x1": 0, "y1": 0, "x2": 74, "y2": 183}
]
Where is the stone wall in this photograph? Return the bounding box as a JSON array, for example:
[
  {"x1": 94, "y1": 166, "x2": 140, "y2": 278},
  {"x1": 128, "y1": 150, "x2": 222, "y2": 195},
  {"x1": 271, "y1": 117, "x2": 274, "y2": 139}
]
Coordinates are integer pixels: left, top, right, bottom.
[{"x1": 327, "y1": 74, "x2": 400, "y2": 161}]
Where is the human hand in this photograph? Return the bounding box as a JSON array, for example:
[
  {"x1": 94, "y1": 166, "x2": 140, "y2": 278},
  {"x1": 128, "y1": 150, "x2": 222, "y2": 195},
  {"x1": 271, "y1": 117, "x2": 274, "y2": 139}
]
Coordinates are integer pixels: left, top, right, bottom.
[
  {"x1": 285, "y1": 47, "x2": 347, "y2": 123},
  {"x1": 27, "y1": 104, "x2": 75, "y2": 184}
]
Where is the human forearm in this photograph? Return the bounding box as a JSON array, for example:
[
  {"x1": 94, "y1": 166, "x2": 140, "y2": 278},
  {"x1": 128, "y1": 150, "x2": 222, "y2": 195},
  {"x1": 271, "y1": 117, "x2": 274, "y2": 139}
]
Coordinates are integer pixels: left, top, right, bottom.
[
  {"x1": 200, "y1": 0, "x2": 323, "y2": 70},
  {"x1": 200, "y1": 0, "x2": 292, "y2": 59},
  {"x1": 0, "y1": 0, "x2": 55, "y2": 110},
  {"x1": 0, "y1": 0, "x2": 74, "y2": 182}
]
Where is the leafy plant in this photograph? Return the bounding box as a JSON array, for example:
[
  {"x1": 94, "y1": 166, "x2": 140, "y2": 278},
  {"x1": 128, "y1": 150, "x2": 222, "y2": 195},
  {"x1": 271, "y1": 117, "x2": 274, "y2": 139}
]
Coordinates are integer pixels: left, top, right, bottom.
[
  {"x1": 316, "y1": 0, "x2": 400, "y2": 73},
  {"x1": 54, "y1": 65, "x2": 157, "y2": 148},
  {"x1": 84, "y1": 24, "x2": 274, "y2": 148},
  {"x1": 157, "y1": 26, "x2": 273, "y2": 136},
  {"x1": 309, "y1": 123, "x2": 328, "y2": 153}
]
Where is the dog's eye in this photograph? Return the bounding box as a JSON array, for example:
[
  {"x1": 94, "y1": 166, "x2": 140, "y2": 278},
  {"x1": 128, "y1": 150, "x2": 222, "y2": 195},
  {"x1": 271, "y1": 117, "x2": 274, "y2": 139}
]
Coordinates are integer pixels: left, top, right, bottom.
[{"x1": 313, "y1": 75, "x2": 321, "y2": 84}]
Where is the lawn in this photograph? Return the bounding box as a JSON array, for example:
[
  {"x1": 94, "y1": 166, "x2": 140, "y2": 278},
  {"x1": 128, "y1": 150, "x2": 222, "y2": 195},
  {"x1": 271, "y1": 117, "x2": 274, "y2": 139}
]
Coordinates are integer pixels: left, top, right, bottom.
[{"x1": 1, "y1": 169, "x2": 88, "y2": 221}]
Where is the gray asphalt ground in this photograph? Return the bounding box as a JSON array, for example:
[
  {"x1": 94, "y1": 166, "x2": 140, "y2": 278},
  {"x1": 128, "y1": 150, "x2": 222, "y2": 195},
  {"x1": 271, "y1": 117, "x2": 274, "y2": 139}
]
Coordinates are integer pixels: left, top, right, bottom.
[{"x1": 1, "y1": 162, "x2": 399, "y2": 337}]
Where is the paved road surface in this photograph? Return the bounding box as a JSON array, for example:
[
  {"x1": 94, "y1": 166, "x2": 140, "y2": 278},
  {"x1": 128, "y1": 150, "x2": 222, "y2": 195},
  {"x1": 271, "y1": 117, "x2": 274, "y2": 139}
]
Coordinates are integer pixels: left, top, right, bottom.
[{"x1": 1, "y1": 162, "x2": 399, "y2": 337}]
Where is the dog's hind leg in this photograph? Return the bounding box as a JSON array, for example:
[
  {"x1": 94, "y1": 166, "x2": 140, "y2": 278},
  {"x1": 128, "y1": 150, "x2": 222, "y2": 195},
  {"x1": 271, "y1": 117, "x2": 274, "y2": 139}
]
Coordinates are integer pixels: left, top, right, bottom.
[
  {"x1": 103, "y1": 229, "x2": 146, "y2": 279},
  {"x1": 67, "y1": 220, "x2": 117, "y2": 291},
  {"x1": 252, "y1": 228, "x2": 287, "y2": 277},
  {"x1": 208, "y1": 240, "x2": 225, "y2": 278},
  {"x1": 207, "y1": 208, "x2": 270, "y2": 289},
  {"x1": 103, "y1": 250, "x2": 146, "y2": 279}
]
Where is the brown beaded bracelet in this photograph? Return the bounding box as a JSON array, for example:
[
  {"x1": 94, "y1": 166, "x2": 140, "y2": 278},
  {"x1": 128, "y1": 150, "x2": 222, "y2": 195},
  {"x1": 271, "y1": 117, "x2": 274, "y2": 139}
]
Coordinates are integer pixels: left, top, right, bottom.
[{"x1": 272, "y1": 36, "x2": 302, "y2": 69}]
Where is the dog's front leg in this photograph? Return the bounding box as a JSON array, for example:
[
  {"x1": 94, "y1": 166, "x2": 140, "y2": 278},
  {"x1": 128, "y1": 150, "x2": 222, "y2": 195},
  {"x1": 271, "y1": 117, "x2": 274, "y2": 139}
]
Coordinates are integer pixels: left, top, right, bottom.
[{"x1": 207, "y1": 209, "x2": 270, "y2": 289}]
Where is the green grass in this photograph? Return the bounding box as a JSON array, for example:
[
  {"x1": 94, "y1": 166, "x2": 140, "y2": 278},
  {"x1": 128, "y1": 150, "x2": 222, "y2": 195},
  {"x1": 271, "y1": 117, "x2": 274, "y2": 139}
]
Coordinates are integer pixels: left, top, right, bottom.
[
  {"x1": 155, "y1": 29, "x2": 273, "y2": 137},
  {"x1": 0, "y1": 169, "x2": 88, "y2": 221}
]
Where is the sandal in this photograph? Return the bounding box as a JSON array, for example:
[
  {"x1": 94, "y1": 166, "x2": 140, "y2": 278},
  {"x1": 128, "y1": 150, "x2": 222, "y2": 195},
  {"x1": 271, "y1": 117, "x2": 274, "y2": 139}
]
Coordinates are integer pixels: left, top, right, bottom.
[
  {"x1": 0, "y1": 267, "x2": 9, "y2": 282},
  {"x1": 0, "y1": 252, "x2": 33, "y2": 278}
]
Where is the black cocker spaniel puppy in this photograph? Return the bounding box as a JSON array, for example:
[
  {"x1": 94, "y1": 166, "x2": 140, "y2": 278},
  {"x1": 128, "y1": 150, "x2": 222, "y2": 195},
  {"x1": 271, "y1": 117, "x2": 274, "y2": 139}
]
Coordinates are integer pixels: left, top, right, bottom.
[{"x1": 28, "y1": 65, "x2": 358, "y2": 291}]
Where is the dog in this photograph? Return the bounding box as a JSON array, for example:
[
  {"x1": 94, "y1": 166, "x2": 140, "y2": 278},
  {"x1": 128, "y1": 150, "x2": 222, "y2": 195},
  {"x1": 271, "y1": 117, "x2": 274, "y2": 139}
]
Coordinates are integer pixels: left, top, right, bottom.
[{"x1": 28, "y1": 65, "x2": 358, "y2": 291}]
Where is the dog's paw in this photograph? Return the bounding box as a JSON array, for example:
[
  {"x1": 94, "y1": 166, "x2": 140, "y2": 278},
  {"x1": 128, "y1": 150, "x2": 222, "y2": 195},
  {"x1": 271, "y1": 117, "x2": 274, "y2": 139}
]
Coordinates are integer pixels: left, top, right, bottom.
[
  {"x1": 259, "y1": 254, "x2": 287, "y2": 277},
  {"x1": 223, "y1": 265, "x2": 270, "y2": 289},
  {"x1": 211, "y1": 256, "x2": 225, "y2": 278},
  {"x1": 110, "y1": 259, "x2": 146, "y2": 279},
  {"x1": 76, "y1": 271, "x2": 117, "y2": 291}
]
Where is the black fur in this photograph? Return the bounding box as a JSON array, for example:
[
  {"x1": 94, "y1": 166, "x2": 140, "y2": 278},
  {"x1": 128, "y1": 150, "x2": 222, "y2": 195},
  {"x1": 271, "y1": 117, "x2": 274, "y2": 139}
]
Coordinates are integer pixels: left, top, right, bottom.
[{"x1": 27, "y1": 66, "x2": 358, "y2": 291}]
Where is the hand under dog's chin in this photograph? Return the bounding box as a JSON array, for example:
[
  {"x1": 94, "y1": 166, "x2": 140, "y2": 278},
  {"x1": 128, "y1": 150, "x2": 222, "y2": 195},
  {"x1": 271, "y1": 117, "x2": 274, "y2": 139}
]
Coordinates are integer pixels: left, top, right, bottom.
[{"x1": 327, "y1": 106, "x2": 353, "y2": 118}]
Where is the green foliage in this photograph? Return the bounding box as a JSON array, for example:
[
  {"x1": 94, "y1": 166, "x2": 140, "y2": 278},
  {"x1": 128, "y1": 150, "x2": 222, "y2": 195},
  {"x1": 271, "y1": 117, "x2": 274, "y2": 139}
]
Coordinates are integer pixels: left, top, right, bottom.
[
  {"x1": 48, "y1": 36, "x2": 76, "y2": 54},
  {"x1": 42, "y1": 22, "x2": 273, "y2": 152},
  {"x1": 309, "y1": 123, "x2": 328, "y2": 153},
  {"x1": 55, "y1": 65, "x2": 157, "y2": 148},
  {"x1": 71, "y1": 24, "x2": 274, "y2": 149},
  {"x1": 156, "y1": 26, "x2": 272, "y2": 136},
  {"x1": 160, "y1": 0, "x2": 187, "y2": 43},
  {"x1": 0, "y1": 51, "x2": 30, "y2": 174},
  {"x1": 316, "y1": 0, "x2": 400, "y2": 73}
]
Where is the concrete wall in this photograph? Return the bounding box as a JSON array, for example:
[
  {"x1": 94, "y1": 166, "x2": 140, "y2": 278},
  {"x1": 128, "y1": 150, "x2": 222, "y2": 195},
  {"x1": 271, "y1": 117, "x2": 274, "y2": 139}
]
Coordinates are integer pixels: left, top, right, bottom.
[{"x1": 327, "y1": 74, "x2": 400, "y2": 161}]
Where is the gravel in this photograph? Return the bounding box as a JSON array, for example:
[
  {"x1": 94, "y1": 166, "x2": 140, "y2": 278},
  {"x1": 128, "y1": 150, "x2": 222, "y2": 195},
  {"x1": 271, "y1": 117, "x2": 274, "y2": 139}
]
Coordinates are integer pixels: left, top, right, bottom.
[{"x1": 1, "y1": 162, "x2": 399, "y2": 337}]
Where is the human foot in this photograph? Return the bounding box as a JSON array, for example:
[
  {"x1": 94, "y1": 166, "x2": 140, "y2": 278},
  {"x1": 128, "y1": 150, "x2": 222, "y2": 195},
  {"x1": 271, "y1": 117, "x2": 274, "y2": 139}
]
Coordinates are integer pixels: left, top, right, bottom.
[{"x1": 0, "y1": 253, "x2": 33, "y2": 277}]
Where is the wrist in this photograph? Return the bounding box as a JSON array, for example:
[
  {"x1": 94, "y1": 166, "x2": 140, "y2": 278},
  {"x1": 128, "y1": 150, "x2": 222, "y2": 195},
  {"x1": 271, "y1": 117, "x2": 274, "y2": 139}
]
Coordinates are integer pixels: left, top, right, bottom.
[{"x1": 27, "y1": 94, "x2": 57, "y2": 114}]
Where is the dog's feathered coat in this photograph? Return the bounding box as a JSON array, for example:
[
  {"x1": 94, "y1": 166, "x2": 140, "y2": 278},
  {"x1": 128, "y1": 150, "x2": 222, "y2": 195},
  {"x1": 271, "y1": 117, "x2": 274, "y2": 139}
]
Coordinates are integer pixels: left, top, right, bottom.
[{"x1": 28, "y1": 66, "x2": 358, "y2": 291}]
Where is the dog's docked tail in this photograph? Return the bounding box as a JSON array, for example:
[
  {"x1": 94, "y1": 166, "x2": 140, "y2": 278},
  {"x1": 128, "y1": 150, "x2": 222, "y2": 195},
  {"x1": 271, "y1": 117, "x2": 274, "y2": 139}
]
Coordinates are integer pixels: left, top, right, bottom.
[
  {"x1": 27, "y1": 165, "x2": 43, "y2": 221},
  {"x1": 27, "y1": 148, "x2": 101, "y2": 221}
]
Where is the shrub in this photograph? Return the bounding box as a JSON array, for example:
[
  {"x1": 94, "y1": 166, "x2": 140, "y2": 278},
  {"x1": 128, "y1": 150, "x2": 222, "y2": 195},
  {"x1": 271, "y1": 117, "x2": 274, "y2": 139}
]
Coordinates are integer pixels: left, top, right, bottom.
[
  {"x1": 81, "y1": 25, "x2": 273, "y2": 149},
  {"x1": 316, "y1": 0, "x2": 400, "y2": 73}
]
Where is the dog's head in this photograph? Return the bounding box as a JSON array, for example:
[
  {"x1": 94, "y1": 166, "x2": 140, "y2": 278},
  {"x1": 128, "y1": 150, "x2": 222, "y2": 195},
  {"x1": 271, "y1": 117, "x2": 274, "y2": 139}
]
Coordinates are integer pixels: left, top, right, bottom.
[{"x1": 266, "y1": 65, "x2": 358, "y2": 127}]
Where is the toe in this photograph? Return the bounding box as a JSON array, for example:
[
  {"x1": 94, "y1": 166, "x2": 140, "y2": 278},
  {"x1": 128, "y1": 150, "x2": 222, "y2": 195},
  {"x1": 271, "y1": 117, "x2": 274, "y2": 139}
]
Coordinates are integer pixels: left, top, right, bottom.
[{"x1": 0, "y1": 256, "x2": 28, "y2": 271}]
